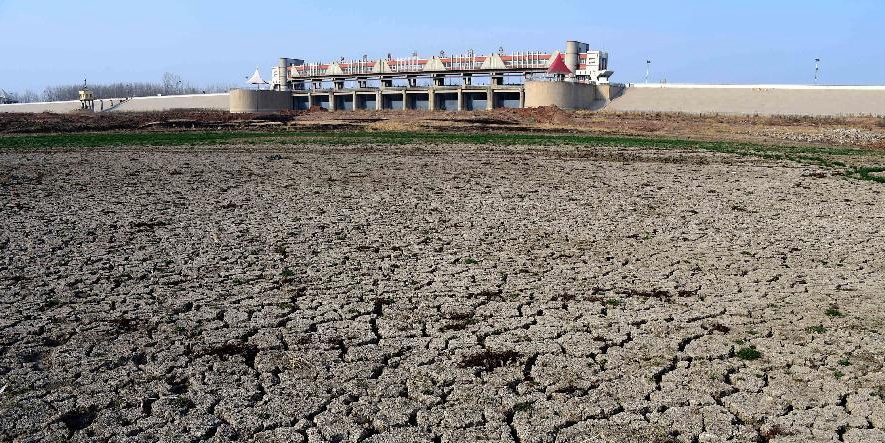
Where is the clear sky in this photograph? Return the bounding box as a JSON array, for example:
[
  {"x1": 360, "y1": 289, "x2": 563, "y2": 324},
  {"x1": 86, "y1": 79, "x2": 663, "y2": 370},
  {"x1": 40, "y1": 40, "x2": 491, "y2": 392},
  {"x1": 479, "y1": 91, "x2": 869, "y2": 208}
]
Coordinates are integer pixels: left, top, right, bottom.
[{"x1": 1, "y1": 0, "x2": 883, "y2": 92}]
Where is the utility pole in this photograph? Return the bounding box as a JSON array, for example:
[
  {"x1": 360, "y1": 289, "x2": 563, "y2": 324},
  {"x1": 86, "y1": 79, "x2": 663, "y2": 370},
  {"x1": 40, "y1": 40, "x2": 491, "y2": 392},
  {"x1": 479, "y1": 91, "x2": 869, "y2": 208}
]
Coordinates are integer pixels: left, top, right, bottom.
[
  {"x1": 815, "y1": 58, "x2": 821, "y2": 84},
  {"x1": 646, "y1": 60, "x2": 651, "y2": 84}
]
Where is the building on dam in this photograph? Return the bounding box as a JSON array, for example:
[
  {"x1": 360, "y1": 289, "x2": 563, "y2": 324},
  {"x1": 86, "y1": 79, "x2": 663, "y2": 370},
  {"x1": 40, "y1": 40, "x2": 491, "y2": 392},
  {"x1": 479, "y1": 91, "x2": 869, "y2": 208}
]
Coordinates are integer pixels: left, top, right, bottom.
[{"x1": 230, "y1": 40, "x2": 624, "y2": 113}]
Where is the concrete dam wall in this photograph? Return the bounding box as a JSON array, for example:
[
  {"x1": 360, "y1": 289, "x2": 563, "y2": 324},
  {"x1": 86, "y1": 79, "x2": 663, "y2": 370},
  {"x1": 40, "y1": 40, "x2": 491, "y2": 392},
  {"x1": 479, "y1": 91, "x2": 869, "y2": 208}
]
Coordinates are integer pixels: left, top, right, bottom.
[
  {"x1": 605, "y1": 84, "x2": 885, "y2": 116},
  {"x1": 2, "y1": 84, "x2": 884, "y2": 117}
]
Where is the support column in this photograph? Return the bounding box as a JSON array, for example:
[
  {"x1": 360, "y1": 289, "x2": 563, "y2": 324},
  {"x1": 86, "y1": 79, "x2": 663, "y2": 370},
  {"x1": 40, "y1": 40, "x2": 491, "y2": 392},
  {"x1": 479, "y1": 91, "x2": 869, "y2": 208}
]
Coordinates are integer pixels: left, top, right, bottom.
[
  {"x1": 428, "y1": 89, "x2": 435, "y2": 111},
  {"x1": 375, "y1": 91, "x2": 382, "y2": 110},
  {"x1": 457, "y1": 89, "x2": 463, "y2": 111},
  {"x1": 307, "y1": 92, "x2": 312, "y2": 109},
  {"x1": 353, "y1": 91, "x2": 358, "y2": 111},
  {"x1": 487, "y1": 88, "x2": 494, "y2": 110},
  {"x1": 329, "y1": 92, "x2": 336, "y2": 111},
  {"x1": 519, "y1": 89, "x2": 525, "y2": 108},
  {"x1": 402, "y1": 91, "x2": 407, "y2": 110}
]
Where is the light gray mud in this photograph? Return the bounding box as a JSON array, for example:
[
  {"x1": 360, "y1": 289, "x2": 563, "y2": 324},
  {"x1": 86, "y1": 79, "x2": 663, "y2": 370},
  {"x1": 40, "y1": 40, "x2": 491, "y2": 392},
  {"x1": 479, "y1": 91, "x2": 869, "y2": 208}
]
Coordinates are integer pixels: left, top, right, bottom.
[{"x1": 1, "y1": 144, "x2": 884, "y2": 442}]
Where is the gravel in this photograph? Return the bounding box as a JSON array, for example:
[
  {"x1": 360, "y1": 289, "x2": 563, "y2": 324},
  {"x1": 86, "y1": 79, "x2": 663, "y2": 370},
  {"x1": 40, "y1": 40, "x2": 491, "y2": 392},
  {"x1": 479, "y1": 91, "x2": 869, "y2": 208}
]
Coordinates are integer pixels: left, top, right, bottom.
[
  {"x1": 754, "y1": 127, "x2": 885, "y2": 145},
  {"x1": 1, "y1": 143, "x2": 884, "y2": 442}
]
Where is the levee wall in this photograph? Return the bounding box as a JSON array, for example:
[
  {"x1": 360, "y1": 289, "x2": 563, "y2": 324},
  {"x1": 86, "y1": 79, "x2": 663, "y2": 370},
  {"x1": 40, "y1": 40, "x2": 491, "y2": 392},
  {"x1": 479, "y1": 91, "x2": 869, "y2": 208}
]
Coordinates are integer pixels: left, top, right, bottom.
[
  {"x1": 229, "y1": 90, "x2": 292, "y2": 113},
  {"x1": 0, "y1": 93, "x2": 230, "y2": 113},
  {"x1": 5, "y1": 83, "x2": 884, "y2": 116},
  {"x1": 115, "y1": 93, "x2": 228, "y2": 112},
  {"x1": 0, "y1": 100, "x2": 91, "y2": 113},
  {"x1": 605, "y1": 84, "x2": 885, "y2": 116},
  {"x1": 524, "y1": 81, "x2": 597, "y2": 110}
]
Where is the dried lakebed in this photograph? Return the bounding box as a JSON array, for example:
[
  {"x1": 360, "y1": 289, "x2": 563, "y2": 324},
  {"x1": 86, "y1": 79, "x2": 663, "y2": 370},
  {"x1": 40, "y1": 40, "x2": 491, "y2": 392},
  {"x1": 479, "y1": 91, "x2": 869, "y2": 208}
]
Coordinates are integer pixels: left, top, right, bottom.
[{"x1": 1, "y1": 143, "x2": 885, "y2": 442}]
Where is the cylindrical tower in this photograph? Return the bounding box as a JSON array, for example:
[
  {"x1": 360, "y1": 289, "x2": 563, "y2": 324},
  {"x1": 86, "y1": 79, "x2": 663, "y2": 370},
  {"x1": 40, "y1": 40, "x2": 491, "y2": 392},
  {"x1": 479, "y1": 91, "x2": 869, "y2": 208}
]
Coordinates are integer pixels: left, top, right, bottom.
[
  {"x1": 278, "y1": 58, "x2": 290, "y2": 91},
  {"x1": 565, "y1": 41, "x2": 580, "y2": 80}
]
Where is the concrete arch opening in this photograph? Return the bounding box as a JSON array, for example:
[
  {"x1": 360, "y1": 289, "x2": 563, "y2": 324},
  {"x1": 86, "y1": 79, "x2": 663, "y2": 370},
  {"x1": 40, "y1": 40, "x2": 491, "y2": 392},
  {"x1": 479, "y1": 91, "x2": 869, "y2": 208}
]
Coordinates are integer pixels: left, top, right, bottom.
[
  {"x1": 406, "y1": 93, "x2": 429, "y2": 110},
  {"x1": 462, "y1": 92, "x2": 488, "y2": 111},
  {"x1": 311, "y1": 95, "x2": 330, "y2": 110},
  {"x1": 435, "y1": 92, "x2": 459, "y2": 111},
  {"x1": 382, "y1": 94, "x2": 403, "y2": 110},
  {"x1": 356, "y1": 94, "x2": 377, "y2": 110},
  {"x1": 334, "y1": 94, "x2": 354, "y2": 111}
]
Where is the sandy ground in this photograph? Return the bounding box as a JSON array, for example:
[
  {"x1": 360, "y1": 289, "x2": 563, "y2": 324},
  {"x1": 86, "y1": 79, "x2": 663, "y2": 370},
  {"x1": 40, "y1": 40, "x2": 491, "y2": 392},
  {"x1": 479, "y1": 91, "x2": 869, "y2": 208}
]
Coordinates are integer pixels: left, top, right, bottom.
[{"x1": 2, "y1": 143, "x2": 885, "y2": 442}]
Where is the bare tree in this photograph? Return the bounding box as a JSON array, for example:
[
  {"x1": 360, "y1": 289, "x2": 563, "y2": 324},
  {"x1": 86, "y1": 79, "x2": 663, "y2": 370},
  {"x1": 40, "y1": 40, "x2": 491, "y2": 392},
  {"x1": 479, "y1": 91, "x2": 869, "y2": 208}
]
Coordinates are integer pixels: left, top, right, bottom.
[
  {"x1": 14, "y1": 89, "x2": 41, "y2": 103},
  {"x1": 162, "y1": 72, "x2": 182, "y2": 95},
  {"x1": 204, "y1": 82, "x2": 238, "y2": 93},
  {"x1": 2, "y1": 89, "x2": 41, "y2": 103}
]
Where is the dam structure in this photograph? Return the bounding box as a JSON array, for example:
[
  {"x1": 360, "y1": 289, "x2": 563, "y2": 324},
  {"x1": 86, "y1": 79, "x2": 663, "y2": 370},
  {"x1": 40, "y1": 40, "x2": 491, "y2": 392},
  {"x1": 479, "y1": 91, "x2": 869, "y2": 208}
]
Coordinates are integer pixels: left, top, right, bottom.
[
  {"x1": 3, "y1": 38, "x2": 885, "y2": 116},
  {"x1": 230, "y1": 40, "x2": 618, "y2": 113}
]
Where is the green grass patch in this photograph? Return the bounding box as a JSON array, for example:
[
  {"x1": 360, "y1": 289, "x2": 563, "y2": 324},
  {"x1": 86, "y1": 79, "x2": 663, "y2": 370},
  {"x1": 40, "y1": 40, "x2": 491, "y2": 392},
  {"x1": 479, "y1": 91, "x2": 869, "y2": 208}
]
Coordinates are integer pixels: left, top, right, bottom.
[
  {"x1": 736, "y1": 346, "x2": 762, "y2": 361},
  {"x1": 513, "y1": 401, "x2": 533, "y2": 413},
  {"x1": 825, "y1": 308, "x2": 845, "y2": 318},
  {"x1": 806, "y1": 325, "x2": 827, "y2": 334},
  {"x1": 847, "y1": 166, "x2": 885, "y2": 184}
]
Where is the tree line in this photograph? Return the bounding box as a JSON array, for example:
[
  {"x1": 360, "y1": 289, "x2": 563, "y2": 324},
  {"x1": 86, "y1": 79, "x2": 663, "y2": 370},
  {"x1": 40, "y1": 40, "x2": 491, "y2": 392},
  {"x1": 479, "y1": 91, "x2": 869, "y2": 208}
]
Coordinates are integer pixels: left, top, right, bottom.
[{"x1": 3, "y1": 72, "x2": 237, "y2": 103}]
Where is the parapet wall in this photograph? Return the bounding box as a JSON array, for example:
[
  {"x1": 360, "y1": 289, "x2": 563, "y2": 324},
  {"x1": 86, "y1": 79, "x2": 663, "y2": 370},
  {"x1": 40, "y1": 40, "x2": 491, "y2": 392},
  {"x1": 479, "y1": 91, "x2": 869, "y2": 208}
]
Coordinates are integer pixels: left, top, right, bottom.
[
  {"x1": 523, "y1": 81, "x2": 597, "y2": 110},
  {"x1": 229, "y1": 89, "x2": 292, "y2": 113},
  {"x1": 114, "y1": 94, "x2": 228, "y2": 112},
  {"x1": 605, "y1": 84, "x2": 885, "y2": 116}
]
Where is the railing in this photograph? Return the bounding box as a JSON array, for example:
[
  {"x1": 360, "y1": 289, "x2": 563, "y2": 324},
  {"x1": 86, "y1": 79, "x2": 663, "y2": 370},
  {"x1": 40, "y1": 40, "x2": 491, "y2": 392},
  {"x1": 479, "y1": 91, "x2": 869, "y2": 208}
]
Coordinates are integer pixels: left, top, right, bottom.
[{"x1": 290, "y1": 50, "x2": 552, "y2": 78}]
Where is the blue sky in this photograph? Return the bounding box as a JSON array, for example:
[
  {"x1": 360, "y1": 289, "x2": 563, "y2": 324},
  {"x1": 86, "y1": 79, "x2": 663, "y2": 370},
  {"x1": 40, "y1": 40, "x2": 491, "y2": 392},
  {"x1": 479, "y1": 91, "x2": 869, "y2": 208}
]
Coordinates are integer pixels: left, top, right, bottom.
[{"x1": 1, "y1": 0, "x2": 883, "y2": 92}]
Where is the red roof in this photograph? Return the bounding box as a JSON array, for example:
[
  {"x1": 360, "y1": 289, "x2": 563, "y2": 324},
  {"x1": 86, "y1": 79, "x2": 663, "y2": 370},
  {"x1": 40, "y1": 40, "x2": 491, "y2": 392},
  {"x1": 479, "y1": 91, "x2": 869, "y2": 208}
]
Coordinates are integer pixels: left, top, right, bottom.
[{"x1": 546, "y1": 53, "x2": 572, "y2": 75}]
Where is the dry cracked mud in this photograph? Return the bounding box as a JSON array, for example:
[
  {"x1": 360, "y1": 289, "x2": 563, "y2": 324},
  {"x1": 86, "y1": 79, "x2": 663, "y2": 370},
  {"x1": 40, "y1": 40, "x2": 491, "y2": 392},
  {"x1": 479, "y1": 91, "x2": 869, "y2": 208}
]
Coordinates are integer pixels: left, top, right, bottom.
[{"x1": 1, "y1": 143, "x2": 885, "y2": 442}]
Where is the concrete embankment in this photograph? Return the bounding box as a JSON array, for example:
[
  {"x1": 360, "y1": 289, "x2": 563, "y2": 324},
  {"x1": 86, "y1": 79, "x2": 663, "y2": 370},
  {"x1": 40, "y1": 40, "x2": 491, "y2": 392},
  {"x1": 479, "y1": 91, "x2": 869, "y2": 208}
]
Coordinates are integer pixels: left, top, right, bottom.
[
  {"x1": 3, "y1": 84, "x2": 885, "y2": 116},
  {"x1": 0, "y1": 93, "x2": 229, "y2": 113},
  {"x1": 605, "y1": 84, "x2": 885, "y2": 116}
]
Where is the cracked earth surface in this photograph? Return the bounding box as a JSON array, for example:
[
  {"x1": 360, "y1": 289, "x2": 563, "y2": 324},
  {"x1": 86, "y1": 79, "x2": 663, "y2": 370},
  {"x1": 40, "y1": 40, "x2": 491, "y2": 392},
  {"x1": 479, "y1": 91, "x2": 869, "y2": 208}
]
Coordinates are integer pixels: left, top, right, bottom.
[{"x1": 2, "y1": 143, "x2": 885, "y2": 442}]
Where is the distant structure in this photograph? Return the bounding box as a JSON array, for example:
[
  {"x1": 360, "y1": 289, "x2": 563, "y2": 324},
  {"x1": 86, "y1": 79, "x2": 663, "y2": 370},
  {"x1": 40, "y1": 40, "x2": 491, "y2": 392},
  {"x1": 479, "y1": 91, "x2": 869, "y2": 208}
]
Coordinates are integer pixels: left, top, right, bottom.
[
  {"x1": 230, "y1": 39, "x2": 619, "y2": 112},
  {"x1": 546, "y1": 53, "x2": 574, "y2": 81},
  {"x1": 78, "y1": 80, "x2": 95, "y2": 111},
  {"x1": 246, "y1": 67, "x2": 269, "y2": 90},
  {"x1": 0, "y1": 89, "x2": 17, "y2": 104}
]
